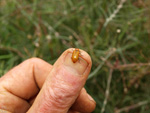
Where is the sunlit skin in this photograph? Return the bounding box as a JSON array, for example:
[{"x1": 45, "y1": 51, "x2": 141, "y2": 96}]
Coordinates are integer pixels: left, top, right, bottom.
[{"x1": 71, "y1": 48, "x2": 80, "y2": 63}]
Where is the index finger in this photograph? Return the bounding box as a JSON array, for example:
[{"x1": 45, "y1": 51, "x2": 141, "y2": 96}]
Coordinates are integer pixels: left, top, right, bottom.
[{"x1": 0, "y1": 58, "x2": 53, "y2": 112}]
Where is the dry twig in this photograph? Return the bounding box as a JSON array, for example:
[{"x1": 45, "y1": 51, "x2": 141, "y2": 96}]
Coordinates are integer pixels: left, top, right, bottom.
[
  {"x1": 115, "y1": 100, "x2": 149, "y2": 113},
  {"x1": 101, "y1": 68, "x2": 113, "y2": 113},
  {"x1": 104, "y1": 0, "x2": 127, "y2": 27},
  {"x1": 115, "y1": 63, "x2": 150, "y2": 69},
  {"x1": 106, "y1": 62, "x2": 150, "y2": 70}
]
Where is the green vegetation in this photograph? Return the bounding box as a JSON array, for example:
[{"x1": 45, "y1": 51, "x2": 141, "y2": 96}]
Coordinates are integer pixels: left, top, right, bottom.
[{"x1": 0, "y1": 0, "x2": 150, "y2": 112}]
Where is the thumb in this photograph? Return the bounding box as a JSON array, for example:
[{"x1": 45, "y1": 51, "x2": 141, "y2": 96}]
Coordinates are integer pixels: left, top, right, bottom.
[{"x1": 27, "y1": 48, "x2": 92, "y2": 113}]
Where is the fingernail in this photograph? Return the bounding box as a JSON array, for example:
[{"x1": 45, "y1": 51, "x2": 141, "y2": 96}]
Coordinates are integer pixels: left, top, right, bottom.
[
  {"x1": 87, "y1": 94, "x2": 95, "y2": 102},
  {"x1": 64, "y1": 52, "x2": 88, "y2": 75}
]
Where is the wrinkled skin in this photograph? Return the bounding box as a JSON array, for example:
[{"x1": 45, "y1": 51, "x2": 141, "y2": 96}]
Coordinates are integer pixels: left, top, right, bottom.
[{"x1": 0, "y1": 48, "x2": 96, "y2": 113}]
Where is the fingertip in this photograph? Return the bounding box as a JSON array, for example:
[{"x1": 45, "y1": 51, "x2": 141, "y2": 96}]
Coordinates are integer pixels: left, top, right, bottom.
[{"x1": 56, "y1": 48, "x2": 92, "y2": 78}]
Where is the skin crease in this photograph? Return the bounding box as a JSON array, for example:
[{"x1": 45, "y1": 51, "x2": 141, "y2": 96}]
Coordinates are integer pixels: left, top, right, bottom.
[{"x1": 0, "y1": 48, "x2": 96, "y2": 113}]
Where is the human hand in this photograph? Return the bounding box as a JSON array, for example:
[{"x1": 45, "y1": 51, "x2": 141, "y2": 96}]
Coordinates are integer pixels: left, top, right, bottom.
[{"x1": 0, "y1": 48, "x2": 96, "y2": 113}]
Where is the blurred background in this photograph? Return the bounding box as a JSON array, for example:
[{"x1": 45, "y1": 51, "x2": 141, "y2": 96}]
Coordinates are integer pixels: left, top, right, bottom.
[{"x1": 0, "y1": 0, "x2": 150, "y2": 112}]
